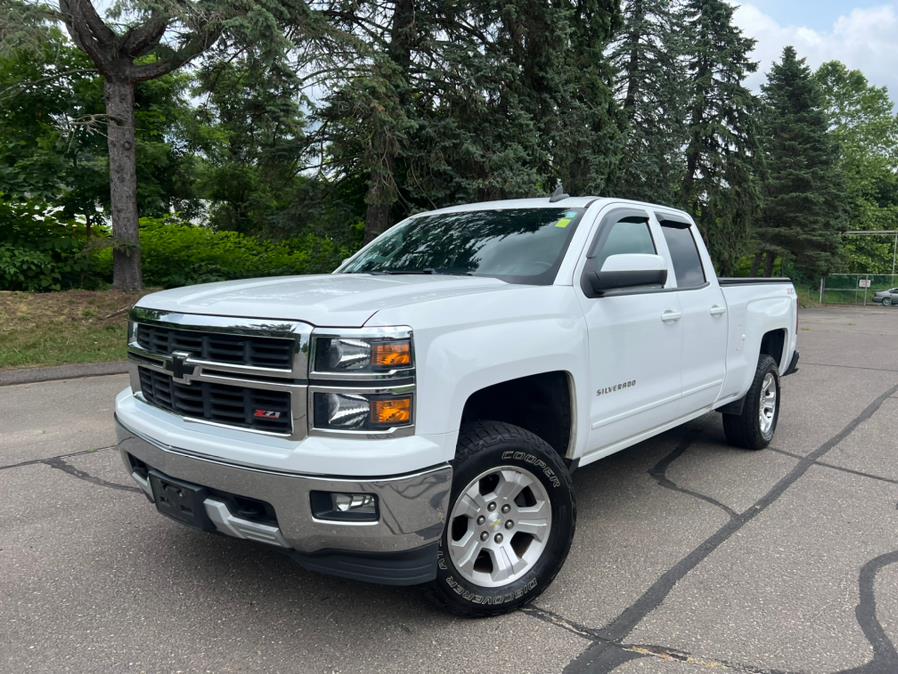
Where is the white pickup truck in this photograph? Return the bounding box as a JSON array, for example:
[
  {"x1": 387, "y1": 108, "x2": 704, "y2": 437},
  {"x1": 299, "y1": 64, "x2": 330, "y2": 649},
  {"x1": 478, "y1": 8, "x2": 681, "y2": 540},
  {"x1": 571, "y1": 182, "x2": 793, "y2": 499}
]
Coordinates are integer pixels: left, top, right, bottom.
[{"x1": 115, "y1": 197, "x2": 799, "y2": 616}]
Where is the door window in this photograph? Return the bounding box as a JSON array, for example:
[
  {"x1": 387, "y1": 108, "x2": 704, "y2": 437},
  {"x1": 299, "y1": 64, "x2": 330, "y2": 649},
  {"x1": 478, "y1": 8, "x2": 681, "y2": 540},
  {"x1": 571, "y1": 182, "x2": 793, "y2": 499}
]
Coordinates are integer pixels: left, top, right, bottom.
[
  {"x1": 594, "y1": 217, "x2": 656, "y2": 270},
  {"x1": 661, "y1": 223, "x2": 706, "y2": 288}
]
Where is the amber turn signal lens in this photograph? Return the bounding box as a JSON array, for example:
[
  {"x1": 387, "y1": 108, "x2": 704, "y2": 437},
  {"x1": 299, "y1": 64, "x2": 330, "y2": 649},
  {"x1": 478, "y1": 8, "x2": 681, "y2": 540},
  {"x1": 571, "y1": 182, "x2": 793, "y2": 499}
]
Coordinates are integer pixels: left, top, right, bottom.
[
  {"x1": 371, "y1": 397, "x2": 412, "y2": 425},
  {"x1": 372, "y1": 342, "x2": 412, "y2": 368}
]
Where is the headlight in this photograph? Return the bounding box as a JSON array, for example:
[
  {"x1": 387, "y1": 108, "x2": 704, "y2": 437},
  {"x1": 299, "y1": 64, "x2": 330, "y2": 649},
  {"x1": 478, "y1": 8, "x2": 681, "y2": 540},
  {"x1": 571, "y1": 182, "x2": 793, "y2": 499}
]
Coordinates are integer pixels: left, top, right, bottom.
[
  {"x1": 313, "y1": 391, "x2": 414, "y2": 431},
  {"x1": 312, "y1": 334, "x2": 413, "y2": 375}
]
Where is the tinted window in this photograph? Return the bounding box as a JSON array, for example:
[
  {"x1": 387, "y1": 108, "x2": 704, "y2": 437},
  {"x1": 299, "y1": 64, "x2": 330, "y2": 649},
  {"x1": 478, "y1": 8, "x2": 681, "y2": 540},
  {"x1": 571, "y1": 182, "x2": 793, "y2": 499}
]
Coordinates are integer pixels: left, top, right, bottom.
[
  {"x1": 661, "y1": 224, "x2": 706, "y2": 288},
  {"x1": 340, "y1": 208, "x2": 584, "y2": 285},
  {"x1": 594, "y1": 218, "x2": 656, "y2": 269}
]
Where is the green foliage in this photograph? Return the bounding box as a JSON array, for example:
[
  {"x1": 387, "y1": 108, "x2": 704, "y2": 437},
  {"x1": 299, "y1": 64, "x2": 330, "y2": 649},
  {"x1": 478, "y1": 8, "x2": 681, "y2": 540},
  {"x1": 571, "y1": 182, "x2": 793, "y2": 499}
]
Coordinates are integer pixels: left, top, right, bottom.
[
  {"x1": 609, "y1": 0, "x2": 688, "y2": 203},
  {"x1": 815, "y1": 61, "x2": 898, "y2": 274},
  {"x1": 0, "y1": 198, "x2": 100, "y2": 291},
  {"x1": 757, "y1": 47, "x2": 846, "y2": 279},
  {"x1": 1, "y1": 0, "x2": 897, "y2": 290},
  {"x1": 95, "y1": 217, "x2": 353, "y2": 288},
  {"x1": 681, "y1": 0, "x2": 762, "y2": 275},
  {"x1": 0, "y1": 22, "x2": 200, "y2": 224}
]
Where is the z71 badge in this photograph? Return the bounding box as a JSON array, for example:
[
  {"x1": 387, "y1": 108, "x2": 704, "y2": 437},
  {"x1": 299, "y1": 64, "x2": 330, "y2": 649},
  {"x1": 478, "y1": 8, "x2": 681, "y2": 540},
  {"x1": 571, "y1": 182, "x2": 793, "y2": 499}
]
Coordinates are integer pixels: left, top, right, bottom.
[{"x1": 253, "y1": 409, "x2": 282, "y2": 419}]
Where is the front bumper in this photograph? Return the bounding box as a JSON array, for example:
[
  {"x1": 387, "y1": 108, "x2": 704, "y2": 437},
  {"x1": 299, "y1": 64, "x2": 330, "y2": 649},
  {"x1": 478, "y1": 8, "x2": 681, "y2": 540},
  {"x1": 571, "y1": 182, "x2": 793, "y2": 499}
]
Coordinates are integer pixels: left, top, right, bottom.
[{"x1": 115, "y1": 418, "x2": 452, "y2": 584}]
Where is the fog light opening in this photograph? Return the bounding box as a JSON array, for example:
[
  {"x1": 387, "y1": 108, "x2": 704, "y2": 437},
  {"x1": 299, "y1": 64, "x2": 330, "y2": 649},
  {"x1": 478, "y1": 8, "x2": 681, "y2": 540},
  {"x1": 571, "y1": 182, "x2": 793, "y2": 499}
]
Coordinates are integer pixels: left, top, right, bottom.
[{"x1": 310, "y1": 491, "x2": 379, "y2": 522}]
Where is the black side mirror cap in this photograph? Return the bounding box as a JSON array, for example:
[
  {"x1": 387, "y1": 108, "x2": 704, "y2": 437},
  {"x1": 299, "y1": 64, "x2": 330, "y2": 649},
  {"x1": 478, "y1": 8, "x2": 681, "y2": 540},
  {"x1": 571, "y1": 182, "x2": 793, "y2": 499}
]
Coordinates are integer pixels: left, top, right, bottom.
[{"x1": 586, "y1": 268, "x2": 668, "y2": 296}]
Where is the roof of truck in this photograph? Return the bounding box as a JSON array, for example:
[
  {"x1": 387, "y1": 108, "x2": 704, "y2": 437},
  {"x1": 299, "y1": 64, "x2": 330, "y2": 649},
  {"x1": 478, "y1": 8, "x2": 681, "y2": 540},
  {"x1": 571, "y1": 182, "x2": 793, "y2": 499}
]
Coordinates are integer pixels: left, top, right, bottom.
[{"x1": 423, "y1": 197, "x2": 691, "y2": 219}]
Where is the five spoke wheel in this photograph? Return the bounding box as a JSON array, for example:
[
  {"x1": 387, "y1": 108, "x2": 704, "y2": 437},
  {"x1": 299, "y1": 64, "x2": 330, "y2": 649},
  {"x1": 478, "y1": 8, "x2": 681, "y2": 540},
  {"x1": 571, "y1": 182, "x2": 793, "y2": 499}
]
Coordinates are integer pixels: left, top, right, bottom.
[{"x1": 447, "y1": 466, "x2": 552, "y2": 587}]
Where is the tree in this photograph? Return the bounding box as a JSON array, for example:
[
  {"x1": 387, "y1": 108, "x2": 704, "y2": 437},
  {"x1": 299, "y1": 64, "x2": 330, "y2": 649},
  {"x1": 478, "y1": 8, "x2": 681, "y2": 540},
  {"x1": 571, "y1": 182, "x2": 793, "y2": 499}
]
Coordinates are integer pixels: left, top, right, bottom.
[
  {"x1": 681, "y1": 0, "x2": 761, "y2": 275},
  {"x1": 0, "y1": 0, "x2": 324, "y2": 290},
  {"x1": 756, "y1": 47, "x2": 845, "y2": 279},
  {"x1": 815, "y1": 61, "x2": 898, "y2": 273},
  {"x1": 188, "y1": 52, "x2": 308, "y2": 236},
  {"x1": 322, "y1": 1, "x2": 622, "y2": 242},
  {"x1": 0, "y1": 22, "x2": 196, "y2": 233},
  {"x1": 609, "y1": 0, "x2": 688, "y2": 203},
  {"x1": 318, "y1": 0, "x2": 420, "y2": 243}
]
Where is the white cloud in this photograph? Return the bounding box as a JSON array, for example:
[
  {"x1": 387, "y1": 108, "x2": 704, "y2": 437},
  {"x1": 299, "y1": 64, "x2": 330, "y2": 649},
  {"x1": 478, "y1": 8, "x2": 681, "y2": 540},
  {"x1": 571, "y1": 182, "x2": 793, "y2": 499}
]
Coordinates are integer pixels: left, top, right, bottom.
[{"x1": 733, "y1": 2, "x2": 898, "y2": 103}]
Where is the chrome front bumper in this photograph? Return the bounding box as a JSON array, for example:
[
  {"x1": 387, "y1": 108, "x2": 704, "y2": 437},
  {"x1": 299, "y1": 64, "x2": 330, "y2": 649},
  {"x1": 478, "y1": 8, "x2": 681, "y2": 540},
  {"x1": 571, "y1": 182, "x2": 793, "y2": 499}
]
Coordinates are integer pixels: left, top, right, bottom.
[{"x1": 115, "y1": 419, "x2": 452, "y2": 557}]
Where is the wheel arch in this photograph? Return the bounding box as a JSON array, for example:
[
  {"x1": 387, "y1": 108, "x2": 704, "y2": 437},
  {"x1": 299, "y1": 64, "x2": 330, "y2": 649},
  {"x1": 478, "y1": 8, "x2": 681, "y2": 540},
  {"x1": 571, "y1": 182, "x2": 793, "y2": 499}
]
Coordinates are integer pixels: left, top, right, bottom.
[
  {"x1": 459, "y1": 371, "x2": 577, "y2": 461},
  {"x1": 759, "y1": 328, "x2": 787, "y2": 371}
]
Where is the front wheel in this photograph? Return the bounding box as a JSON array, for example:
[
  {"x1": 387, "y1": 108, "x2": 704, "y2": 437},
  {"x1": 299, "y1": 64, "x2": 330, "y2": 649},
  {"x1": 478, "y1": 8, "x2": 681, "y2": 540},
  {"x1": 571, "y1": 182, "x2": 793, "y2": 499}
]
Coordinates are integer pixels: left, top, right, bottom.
[
  {"x1": 722, "y1": 355, "x2": 781, "y2": 450},
  {"x1": 884, "y1": 297, "x2": 892, "y2": 306},
  {"x1": 429, "y1": 421, "x2": 575, "y2": 617}
]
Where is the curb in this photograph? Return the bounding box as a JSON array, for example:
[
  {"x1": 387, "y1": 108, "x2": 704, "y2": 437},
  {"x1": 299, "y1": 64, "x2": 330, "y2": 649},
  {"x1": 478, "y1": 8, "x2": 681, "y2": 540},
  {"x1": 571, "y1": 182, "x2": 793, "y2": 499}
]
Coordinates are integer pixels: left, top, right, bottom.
[{"x1": 0, "y1": 361, "x2": 129, "y2": 386}]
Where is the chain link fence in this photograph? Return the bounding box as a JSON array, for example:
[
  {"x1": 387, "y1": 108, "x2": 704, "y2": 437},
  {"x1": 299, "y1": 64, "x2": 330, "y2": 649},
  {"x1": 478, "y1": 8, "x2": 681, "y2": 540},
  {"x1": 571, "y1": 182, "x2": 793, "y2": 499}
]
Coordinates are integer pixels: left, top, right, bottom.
[{"x1": 820, "y1": 273, "x2": 898, "y2": 306}]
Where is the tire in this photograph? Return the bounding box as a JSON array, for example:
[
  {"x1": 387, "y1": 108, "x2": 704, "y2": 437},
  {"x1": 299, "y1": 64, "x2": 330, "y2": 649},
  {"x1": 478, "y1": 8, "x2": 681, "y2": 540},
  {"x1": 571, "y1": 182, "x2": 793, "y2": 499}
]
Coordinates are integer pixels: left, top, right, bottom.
[
  {"x1": 884, "y1": 297, "x2": 892, "y2": 306},
  {"x1": 722, "y1": 355, "x2": 781, "y2": 450},
  {"x1": 428, "y1": 421, "x2": 576, "y2": 617}
]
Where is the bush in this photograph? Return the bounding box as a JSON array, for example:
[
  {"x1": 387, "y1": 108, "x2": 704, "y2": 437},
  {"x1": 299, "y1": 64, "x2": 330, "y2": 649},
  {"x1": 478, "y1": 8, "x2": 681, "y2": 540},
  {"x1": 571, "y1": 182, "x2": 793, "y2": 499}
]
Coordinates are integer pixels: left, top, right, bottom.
[
  {"x1": 95, "y1": 216, "x2": 352, "y2": 288},
  {"x1": 0, "y1": 198, "x2": 101, "y2": 291}
]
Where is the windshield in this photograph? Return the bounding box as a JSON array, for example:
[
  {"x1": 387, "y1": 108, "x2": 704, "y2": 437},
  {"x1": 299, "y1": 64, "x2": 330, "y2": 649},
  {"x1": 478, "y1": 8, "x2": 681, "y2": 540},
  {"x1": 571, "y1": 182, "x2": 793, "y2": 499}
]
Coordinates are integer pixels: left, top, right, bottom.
[{"x1": 339, "y1": 208, "x2": 585, "y2": 285}]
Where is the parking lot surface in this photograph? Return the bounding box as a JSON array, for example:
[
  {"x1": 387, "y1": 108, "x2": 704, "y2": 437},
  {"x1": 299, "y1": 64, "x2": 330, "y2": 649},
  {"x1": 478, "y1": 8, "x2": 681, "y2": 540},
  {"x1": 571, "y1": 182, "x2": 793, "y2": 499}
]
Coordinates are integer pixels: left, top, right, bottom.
[{"x1": 2, "y1": 305, "x2": 897, "y2": 673}]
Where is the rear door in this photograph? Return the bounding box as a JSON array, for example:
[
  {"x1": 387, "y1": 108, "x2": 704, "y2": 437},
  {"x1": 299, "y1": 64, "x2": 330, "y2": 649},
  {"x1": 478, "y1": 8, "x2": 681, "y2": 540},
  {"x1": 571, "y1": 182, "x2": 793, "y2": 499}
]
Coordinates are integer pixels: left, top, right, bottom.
[
  {"x1": 657, "y1": 215, "x2": 728, "y2": 413},
  {"x1": 577, "y1": 207, "x2": 684, "y2": 456}
]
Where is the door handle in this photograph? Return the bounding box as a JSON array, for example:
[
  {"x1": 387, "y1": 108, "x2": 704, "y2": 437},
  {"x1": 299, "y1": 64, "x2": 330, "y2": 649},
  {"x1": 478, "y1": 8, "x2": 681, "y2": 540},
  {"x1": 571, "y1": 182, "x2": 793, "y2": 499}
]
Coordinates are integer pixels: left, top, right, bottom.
[
  {"x1": 661, "y1": 310, "x2": 682, "y2": 322},
  {"x1": 709, "y1": 305, "x2": 727, "y2": 317}
]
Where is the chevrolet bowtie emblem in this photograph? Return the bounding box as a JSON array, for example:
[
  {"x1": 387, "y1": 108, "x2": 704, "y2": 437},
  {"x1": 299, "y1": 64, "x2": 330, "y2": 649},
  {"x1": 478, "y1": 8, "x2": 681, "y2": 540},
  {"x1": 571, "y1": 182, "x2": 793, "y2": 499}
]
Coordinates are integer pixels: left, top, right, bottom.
[{"x1": 165, "y1": 350, "x2": 196, "y2": 384}]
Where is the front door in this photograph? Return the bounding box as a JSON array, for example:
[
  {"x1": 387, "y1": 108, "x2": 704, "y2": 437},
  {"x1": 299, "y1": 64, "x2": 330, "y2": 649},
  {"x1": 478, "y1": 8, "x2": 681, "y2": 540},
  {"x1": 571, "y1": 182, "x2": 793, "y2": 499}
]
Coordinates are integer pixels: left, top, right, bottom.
[{"x1": 577, "y1": 207, "x2": 684, "y2": 458}]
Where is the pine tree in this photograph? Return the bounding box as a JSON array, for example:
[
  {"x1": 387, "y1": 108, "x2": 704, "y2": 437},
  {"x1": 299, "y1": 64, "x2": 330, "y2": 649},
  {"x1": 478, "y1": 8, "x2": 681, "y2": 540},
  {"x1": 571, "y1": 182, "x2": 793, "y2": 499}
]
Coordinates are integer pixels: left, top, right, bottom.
[
  {"x1": 756, "y1": 47, "x2": 846, "y2": 278},
  {"x1": 609, "y1": 0, "x2": 688, "y2": 203},
  {"x1": 681, "y1": 0, "x2": 761, "y2": 275}
]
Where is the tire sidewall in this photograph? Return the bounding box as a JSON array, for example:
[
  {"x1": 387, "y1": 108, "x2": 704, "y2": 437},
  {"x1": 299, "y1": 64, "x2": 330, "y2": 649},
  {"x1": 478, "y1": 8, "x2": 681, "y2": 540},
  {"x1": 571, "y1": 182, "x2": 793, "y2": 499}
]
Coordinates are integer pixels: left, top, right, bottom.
[
  {"x1": 758, "y1": 359, "x2": 781, "y2": 443},
  {"x1": 436, "y1": 435, "x2": 574, "y2": 610}
]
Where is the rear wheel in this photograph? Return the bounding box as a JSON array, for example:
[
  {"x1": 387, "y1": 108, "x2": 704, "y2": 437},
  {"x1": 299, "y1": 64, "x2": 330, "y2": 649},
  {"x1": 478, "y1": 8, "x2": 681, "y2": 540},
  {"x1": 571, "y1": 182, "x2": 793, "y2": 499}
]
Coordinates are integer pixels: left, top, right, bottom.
[
  {"x1": 722, "y1": 355, "x2": 780, "y2": 450},
  {"x1": 429, "y1": 421, "x2": 575, "y2": 617}
]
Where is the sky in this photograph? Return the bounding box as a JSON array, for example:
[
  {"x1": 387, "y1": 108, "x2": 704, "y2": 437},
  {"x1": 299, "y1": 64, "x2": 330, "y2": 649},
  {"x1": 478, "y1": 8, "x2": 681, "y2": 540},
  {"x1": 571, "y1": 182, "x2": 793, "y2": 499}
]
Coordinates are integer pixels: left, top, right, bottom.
[{"x1": 732, "y1": 1, "x2": 898, "y2": 102}]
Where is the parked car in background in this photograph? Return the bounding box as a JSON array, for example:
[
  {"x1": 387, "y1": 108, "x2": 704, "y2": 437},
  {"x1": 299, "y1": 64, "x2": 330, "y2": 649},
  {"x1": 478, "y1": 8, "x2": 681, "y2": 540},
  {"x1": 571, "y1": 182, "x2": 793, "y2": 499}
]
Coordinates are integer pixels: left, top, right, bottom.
[{"x1": 873, "y1": 288, "x2": 898, "y2": 306}]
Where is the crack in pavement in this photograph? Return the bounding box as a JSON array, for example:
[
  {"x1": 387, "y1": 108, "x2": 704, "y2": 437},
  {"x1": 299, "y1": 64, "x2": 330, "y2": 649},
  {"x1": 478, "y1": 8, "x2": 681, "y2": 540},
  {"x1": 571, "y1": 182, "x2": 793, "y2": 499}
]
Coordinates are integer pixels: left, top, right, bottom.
[
  {"x1": 648, "y1": 427, "x2": 739, "y2": 519},
  {"x1": 0, "y1": 444, "x2": 117, "y2": 472},
  {"x1": 801, "y1": 362, "x2": 898, "y2": 374},
  {"x1": 43, "y1": 455, "x2": 142, "y2": 494},
  {"x1": 561, "y1": 382, "x2": 898, "y2": 673},
  {"x1": 1, "y1": 444, "x2": 140, "y2": 494},
  {"x1": 768, "y1": 447, "x2": 898, "y2": 487},
  {"x1": 837, "y1": 550, "x2": 898, "y2": 674},
  {"x1": 523, "y1": 606, "x2": 789, "y2": 673}
]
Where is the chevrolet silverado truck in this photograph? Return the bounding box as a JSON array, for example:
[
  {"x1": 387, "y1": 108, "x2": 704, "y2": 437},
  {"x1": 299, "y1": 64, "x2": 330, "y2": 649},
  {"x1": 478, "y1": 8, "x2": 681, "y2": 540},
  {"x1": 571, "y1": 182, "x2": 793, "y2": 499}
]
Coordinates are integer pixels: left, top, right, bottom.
[{"x1": 115, "y1": 197, "x2": 799, "y2": 617}]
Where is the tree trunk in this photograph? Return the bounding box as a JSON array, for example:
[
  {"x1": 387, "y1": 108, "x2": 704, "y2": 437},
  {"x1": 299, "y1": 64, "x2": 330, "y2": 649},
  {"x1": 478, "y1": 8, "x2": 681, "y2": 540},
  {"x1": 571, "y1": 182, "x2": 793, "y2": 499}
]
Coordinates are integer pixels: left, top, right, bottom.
[
  {"x1": 105, "y1": 79, "x2": 142, "y2": 291},
  {"x1": 362, "y1": 0, "x2": 415, "y2": 243},
  {"x1": 622, "y1": 0, "x2": 643, "y2": 115},
  {"x1": 750, "y1": 250, "x2": 763, "y2": 276},
  {"x1": 763, "y1": 251, "x2": 775, "y2": 277},
  {"x1": 363, "y1": 155, "x2": 397, "y2": 244}
]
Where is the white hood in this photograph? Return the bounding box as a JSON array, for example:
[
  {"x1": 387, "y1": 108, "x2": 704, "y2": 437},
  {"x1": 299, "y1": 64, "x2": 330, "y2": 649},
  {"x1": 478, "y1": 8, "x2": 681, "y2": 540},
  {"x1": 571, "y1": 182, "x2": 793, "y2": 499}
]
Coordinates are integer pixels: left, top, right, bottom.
[{"x1": 136, "y1": 273, "x2": 513, "y2": 327}]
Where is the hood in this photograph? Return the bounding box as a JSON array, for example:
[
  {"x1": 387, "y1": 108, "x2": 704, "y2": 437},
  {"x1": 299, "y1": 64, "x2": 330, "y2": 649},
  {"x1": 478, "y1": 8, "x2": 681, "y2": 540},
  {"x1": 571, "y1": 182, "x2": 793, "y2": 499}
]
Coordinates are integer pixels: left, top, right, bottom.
[{"x1": 136, "y1": 273, "x2": 513, "y2": 327}]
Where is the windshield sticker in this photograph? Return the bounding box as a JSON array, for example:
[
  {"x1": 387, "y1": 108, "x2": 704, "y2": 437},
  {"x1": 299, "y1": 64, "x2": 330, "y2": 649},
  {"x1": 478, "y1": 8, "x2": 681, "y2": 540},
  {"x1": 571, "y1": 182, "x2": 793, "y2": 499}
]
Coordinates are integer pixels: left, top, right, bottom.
[
  {"x1": 555, "y1": 218, "x2": 572, "y2": 229},
  {"x1": 564, "y1": 211, "x2": 578, "y2": 218}
]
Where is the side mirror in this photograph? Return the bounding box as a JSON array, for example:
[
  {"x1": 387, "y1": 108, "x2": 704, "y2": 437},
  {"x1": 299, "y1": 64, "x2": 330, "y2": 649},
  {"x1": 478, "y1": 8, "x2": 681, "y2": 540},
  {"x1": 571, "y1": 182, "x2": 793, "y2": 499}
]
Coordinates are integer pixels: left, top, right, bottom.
[{"x1": 586, "y1": 254, "x2": 668, "y2": 296}]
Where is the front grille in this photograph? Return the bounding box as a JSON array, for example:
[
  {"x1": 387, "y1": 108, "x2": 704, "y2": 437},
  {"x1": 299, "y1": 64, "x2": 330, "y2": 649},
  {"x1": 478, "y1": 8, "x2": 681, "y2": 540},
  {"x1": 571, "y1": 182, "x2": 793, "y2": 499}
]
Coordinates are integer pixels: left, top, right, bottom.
[
  {"x1": 138, "y1": 367, "x2": 292, "y2": 434},
  {"x1": 136, "y1": 324, "x2": 295, "y2": 370}
]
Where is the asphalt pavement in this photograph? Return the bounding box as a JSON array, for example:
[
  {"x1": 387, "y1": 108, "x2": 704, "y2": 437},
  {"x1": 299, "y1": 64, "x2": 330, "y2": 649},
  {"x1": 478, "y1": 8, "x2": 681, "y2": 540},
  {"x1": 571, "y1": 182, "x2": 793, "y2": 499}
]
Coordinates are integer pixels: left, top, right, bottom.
[{"x1": 1, "y1": 305, "x2": 897, "y2": 673}]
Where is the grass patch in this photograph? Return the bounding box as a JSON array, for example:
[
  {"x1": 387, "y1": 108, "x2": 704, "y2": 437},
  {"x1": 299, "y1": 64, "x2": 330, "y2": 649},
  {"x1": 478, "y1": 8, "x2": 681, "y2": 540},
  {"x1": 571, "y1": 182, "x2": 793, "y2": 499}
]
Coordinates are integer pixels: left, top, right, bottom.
[
  {"x1": 0, "y1": 290, "x2": 147, "y2": 369},
  {"x1": 796, "y1": 286, "x2": 821, "y2": 309}
]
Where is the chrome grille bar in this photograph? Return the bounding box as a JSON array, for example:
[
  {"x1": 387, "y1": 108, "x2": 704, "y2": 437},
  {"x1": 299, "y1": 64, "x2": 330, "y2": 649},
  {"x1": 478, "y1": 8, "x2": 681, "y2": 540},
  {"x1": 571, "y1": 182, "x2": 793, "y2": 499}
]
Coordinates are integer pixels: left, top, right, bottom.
[{"x1": 127, "y1": 308, "x2": 313, "y2": 440}]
